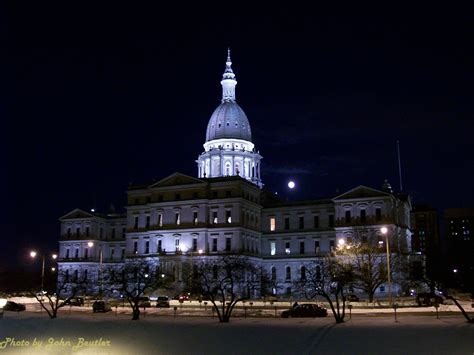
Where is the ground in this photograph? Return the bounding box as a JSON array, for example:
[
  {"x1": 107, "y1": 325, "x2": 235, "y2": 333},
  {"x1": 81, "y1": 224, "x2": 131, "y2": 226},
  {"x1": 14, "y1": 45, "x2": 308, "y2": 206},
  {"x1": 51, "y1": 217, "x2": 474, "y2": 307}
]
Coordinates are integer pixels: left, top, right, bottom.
[{"x1": 0, "y1": 312, "x2": 472, "y2": 354}]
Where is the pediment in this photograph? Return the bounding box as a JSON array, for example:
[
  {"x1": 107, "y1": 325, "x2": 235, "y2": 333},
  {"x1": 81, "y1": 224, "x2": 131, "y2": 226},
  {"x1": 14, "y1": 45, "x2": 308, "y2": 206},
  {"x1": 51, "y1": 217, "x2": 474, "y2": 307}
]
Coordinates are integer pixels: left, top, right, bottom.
[
  {"x1": 59, "y1": 208, "x2": 95, "y2": 221},
  {"x1": 149, "y1": 172, "x2": 206, "y2": 189},
  {"x1": 333, "y1": 186, "x2": 391, "y2": 200}
]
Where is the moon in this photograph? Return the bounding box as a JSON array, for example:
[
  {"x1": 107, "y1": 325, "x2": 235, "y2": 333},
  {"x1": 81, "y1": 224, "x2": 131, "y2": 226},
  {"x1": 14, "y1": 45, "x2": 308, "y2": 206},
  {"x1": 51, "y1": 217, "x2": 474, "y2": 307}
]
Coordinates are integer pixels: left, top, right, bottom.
[{"x1": 288, "y1": 181, "x2": 295, "y2": 189}]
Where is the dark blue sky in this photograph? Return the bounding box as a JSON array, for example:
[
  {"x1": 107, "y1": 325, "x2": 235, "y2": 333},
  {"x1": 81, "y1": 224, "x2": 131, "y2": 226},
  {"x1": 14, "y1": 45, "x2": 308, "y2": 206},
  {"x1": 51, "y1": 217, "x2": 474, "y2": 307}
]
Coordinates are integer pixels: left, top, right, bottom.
[{"x1": 3, "y1": 4, "x2": 473, "y2": 270}]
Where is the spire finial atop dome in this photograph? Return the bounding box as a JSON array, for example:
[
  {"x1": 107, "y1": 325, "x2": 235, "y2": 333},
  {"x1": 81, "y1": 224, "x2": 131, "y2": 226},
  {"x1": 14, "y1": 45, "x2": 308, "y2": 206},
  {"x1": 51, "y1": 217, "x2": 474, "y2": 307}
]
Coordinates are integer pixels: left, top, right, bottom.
[{"x1": 221, "y1": 48, "x2": 237, "y2": 102}]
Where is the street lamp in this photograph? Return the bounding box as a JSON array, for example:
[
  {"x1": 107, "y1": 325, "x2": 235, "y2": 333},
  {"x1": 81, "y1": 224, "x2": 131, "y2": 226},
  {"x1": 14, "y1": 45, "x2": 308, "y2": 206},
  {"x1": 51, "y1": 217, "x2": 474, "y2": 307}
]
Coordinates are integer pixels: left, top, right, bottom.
[
  {"x1": 30, "y1": 251, "x2": 58, "y2": 293},
  {"x1": 380, "y1": 227, "x2": 392, "y2": 306},
  {"x1": 88, "y1": 242, "x2": 103, "y2": 295}
]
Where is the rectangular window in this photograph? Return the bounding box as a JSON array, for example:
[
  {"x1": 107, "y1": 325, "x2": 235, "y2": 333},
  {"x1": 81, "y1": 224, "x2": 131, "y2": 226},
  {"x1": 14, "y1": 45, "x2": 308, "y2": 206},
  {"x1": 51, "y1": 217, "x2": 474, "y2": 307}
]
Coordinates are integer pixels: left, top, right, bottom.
[
  {"x1": 175, "y1": 193, "x2": 181, "y2": 200},
  {"x1": 329, "y1": 240, "x2": 335, "y2": 251},
  {"x1": 134, "y1": 216, "x2": 139, "y2": 229},
  {"x1": 299, "y1": 216, "x2": 304, "y2": 229},
  {"x1": 122, "y1": 227, "x2": 126, "y2": 237},
  {"x1": 193, "y1": 192, "x2": 199, "y2": 199},
  {"x1": 158, "y1": 213, "x2": 163, "y2": 227},
  {"x1": 84, "y1": 248, "x2": 88, "y2": 259},
  {"x1": 285, "y1": 241, "x2": 290, "y2": 254},
  {"x1": 157, "y1": 240, "x2": 162, "y2": 253},
  {"x1": 314, "y1": 240, "x2": 320, "y2": 253},
  {"x1": 85, "y1": 227, "x2": 90, "y2": 236},
  {"x1": 146, "y1": 216, "x2": 150, "y2": 228},
  {"x1": 76, "y1": 228, "x2": 80, "y2": 237},
  {"x1": 75, "y1": 249, "x2": 79, "y2": 258},
  {"x1": 212, "y1": 191, "x2": 218, "y2": 198},
  {"x1": 376, "y1": 208, "x2": 382, "y2": 221},
  {"x1": 100, "y1": 228, "x2": 103, "y2": 238},
  {"x1": 133, "y1": 241, "x2": 138, "y2": 254},
  {"x1": 360, "y1": 209, "x2": 367, "y2": 223},
  {"x1": 314, "y1": 215, "x2": 319, "y2": 228},
  {"x1": 193, "y1": 211, "x2": 198, "y2": 225},
  {"x1": 192, "y1": 238, "x2": 197, "y2": 252},
  {"x1": 225, "y1": 237, "x2": 231, "y2": 251},
  {"x1": 226, "y1": 210, "x2": 232, "y2": 224},
  {"x1": 175, "y1": 213, "x2": 181, "y2": 226},
  {"x1": 110, "y1": 249, "x2": 115, "y2": 260},
  {"x1": 329, "y1": 215, "x2": 334, "y2": 227},
  {"x1": 175, "y1": 238, "x2": 180, "y2": 251},
  {"x1": 345, "y1": 210, "x2": 351, "y2": 224},
  {"x1": 284, "y1": 217, "x2": 290, "y2": 230},
  {"x1": 121, "y1": 249, "x2": 125, "y2": 260},
  {"x1": 111, "y1": 228, "x2": 115, "y2": 239},
  {"x1": 270, "y1": 241, "x2": 276, "y2": 255},
  {"x1": 226, "y1": 190, "x2": 231, "y2": 197},
  {"x1": 212, "y1": 211, "x2": 218, "y2": 224},
  {"x1": 66, "y1": 249, "x2": 70, "y2": 258},
  {"x1": 145, "y1": 241, "x2": 149, "y2": 254},
  {"x1": 300, "y1": 241, "x2": 305, "y2": 254},
  {"x1": 212, "y1": 238, "x2": 218, "y2": 252},
  {"x1": 67, "y1": 228, "x2": 71, "y2": 237},
  {"x1": 270, "y1": 217, "x2": 276, "y2": 231}
]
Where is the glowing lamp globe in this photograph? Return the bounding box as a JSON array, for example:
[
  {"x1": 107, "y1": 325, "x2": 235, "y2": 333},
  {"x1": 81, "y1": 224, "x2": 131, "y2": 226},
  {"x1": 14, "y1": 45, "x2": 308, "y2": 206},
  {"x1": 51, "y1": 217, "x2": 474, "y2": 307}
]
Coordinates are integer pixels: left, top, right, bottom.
[{"x1": 288, "y1": 181, "x2": 295, "y2": 189}]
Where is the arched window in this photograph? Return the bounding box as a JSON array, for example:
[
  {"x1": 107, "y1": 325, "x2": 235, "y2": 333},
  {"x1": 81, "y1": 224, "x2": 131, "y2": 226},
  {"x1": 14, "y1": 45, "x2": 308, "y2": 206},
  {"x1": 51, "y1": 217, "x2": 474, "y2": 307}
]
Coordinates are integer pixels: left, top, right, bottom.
[
  {"x1": 316, "y1": 265, "x2": 321, "y2": 280},
  {"x1": 271, "y1": 266, "x2": 276, "y2": 281},
  {"x1": 225, "y1": 162, "x2": 231, "y2": 176},
  {"x1": 286, "y1": 266, "x2": 291, "y2": 281},
  {"x1": 84, "y1": 269, "x2": 88, "y2": 281},
  {"x1": 300, "y1": 266, "x2": 306, "y2": 280},
  {"x1": 235, "y1": 163, "x2": 240, "y2": 176}
]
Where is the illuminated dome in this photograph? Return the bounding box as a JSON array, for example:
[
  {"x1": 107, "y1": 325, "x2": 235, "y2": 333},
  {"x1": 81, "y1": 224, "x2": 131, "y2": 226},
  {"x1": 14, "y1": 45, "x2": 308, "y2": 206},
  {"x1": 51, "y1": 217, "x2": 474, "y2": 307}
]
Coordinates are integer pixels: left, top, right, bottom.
[
  {"x1": 205, "y1": 101, "x2": 252, "y2": 142},
  {"x1": 196, "y1": 49, "x2": 263, "y2": 188}
]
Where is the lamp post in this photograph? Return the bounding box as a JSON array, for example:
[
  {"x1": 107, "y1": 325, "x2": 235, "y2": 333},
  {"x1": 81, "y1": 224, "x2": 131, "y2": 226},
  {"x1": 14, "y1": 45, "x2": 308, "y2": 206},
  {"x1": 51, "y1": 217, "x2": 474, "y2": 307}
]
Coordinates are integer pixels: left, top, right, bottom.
[
  {"x1": 380, "y1": 227, "x2": 392, "y2": 306},
  {"x1": 30, "y1": 251, "x2": 57, "y2": 293},
  {"x1": 88, "y1": 242, "x2": 103, "y2": 295}
]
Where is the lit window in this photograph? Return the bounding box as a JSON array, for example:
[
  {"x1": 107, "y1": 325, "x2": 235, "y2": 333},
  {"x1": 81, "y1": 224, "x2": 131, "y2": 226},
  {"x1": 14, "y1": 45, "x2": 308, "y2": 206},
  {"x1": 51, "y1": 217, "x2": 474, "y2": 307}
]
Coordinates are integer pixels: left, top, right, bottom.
[
  {"x1": 193, "y1": 211, "x2": 198, "y2": 225},
  {"x1": 270, "y1": 217, "x2": 276, "y2": 231},
  {"x1": 212, "y1": 211, "x2": 218, "y2": 224},
  {"x1": 175, "y1": 212, "x2": 180, "y2": 226},
  {"x1": 270, "y1": 242, "x2": 276, "y2": 256},
  {"x1": 158, "y1": 213, "x2": 163, "y2": 227},
  {"x1": 226, "y1": 210, "x2": 232, "y2": 223},
  {"x1": 285, "y1": 242, "x2": 290, "y2": 255}
]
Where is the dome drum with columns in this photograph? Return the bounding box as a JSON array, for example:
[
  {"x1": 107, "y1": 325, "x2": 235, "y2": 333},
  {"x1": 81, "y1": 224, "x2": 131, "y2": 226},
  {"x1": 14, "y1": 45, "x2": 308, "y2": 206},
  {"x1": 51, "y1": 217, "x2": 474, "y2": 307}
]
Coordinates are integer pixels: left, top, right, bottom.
[{"x1": 197, "y1": 50, "x2": 263, "y2": 188}]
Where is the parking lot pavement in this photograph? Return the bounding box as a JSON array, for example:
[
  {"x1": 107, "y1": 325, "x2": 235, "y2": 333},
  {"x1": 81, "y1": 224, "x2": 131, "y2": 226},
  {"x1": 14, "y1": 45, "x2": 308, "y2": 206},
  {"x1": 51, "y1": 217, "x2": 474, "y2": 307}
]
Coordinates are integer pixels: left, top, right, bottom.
[{"x1": 0, "y1": 313, "x2": 472, "y2": 354}]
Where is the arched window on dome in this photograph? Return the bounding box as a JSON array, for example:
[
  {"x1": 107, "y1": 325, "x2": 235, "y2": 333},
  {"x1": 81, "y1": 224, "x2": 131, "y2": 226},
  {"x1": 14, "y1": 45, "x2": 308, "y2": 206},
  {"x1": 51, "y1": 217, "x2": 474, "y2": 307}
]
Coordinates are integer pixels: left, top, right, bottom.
[
  {"x1": 235, "y1": 163, "x2": 240, "y2": 176},
  {"x1": 225, "y1": 162, "x2": 231, "y2": 176}
]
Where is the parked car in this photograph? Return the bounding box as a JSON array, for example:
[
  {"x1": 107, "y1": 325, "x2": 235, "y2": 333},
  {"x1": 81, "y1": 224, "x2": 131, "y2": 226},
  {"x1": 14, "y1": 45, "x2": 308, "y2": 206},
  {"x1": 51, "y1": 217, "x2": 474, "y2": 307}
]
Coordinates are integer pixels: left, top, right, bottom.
[
  {"x1": 346, "y1": 294, "x2": 359, "y2": 302},
  {"x1": 138, "y1": 296, "x2": 151, "y2": 308},
  {"x1": 176, "y1": 294, "x2": 190, "y2": 302},
  {"x1": 64, "y1": 297, "x2": 85, "y2": 306},
  {"x1": 416, "y1": 293, "x2": 443, "y2": 306},
  {"x1": 156, "y1": 296, "x2": 170, "y2": 308},
  {"x1": 3, "y1": 301, "x2": 26, "y2": 312},
  {"x1": 92, "y1": 300, "x2": 112, "y2": 313},
  {"x1": 281, "y1": 304, "x2": 328, "y2": 318}
]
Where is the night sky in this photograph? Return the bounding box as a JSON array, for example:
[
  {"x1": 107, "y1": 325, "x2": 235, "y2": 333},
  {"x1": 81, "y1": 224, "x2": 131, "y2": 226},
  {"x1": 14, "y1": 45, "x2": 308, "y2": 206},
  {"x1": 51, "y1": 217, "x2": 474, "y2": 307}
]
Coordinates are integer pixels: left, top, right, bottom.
[{"x1": 4, "y1": 4, "x2": 473, "y2": 271}]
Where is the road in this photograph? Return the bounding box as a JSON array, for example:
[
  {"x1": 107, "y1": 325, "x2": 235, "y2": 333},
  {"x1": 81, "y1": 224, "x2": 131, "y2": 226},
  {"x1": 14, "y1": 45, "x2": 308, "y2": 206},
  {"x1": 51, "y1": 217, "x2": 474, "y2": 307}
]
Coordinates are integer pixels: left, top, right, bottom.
[{"x1": 0, "y1": 312, "x2": 472, "y2": 354}]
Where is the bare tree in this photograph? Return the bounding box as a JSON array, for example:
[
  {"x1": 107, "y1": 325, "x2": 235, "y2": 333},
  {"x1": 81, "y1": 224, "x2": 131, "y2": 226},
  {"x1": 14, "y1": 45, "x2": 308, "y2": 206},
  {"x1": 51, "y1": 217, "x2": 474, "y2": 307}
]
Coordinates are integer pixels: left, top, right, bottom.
[
  {"x1": 336, "y1": 229, "x2": 403, "y2": 302},
  {"x1": 103, "y1": 260, "x2": 170, "y2": 320},
  {"x1": 33, "y1": 270, "x2": 89, "y2": 319},
  {"x1": 192, "y1": 255, "x2": 260, "y2": 323},
  {"x1": 293, "y1": 257, "x2": 354, "y2": 323}
]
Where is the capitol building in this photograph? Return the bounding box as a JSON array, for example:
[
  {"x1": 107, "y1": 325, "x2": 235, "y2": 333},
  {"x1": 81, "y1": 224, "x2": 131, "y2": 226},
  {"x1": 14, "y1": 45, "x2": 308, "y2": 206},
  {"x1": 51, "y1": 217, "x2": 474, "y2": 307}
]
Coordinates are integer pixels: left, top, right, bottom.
[{"x1": 57, "y1": 51, "x2": 412, "y2": 297}]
